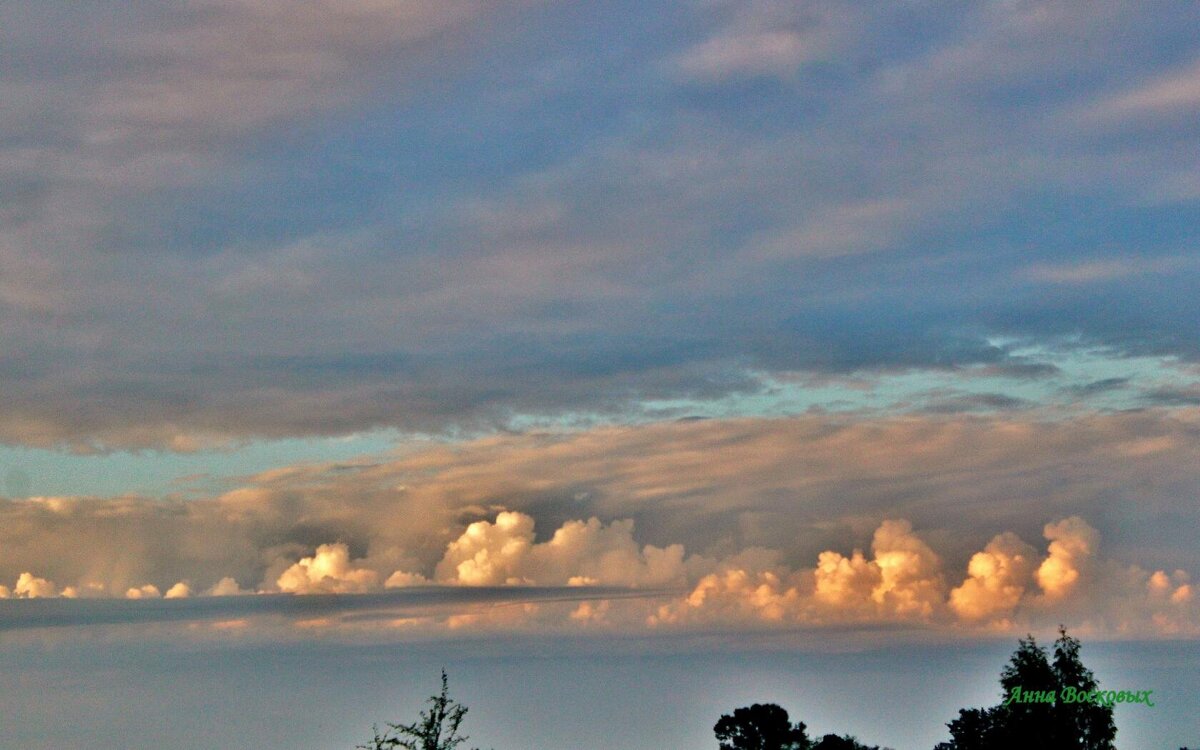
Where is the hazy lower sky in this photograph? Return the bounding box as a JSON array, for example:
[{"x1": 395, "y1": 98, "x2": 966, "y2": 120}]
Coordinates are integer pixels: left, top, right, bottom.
[{"x1": 2, "y1": 1, "x2": 1199, "y2": 747}]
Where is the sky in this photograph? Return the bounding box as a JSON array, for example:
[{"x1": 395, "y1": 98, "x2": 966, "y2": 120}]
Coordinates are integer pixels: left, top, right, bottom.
[{"x1": 1, "y1": 1, "x2": 1199, "y2": 748}]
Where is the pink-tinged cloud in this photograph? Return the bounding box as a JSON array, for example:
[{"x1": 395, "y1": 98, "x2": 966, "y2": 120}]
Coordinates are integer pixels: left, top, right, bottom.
[{"x1": 1, "y1": 412, "x2": 1198, "y2": 638}]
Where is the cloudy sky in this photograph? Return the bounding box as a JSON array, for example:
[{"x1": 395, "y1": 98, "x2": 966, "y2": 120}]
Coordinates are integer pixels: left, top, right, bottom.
[{"x1": 2, "y1": 1, "x2": 1199, "y2": 747}]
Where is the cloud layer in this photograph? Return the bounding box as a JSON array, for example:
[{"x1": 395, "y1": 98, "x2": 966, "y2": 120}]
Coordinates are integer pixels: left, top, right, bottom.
[
  {"x1": 1, "y1": 0, "x2": 1199, "y2": 449},
  {"x1": 3, "y1": 508, "x2": 1193, "y2": 639},
  {"x1": 1, "y1": 412, "x2": 1197, "y2": 638}
]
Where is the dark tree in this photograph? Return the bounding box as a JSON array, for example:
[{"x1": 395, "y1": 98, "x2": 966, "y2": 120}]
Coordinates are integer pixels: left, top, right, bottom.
[
  {"x1": 359, "y1": 670, "x2": 483, "y2": 750},
  {"x1": 714, "y1": 703, "x2": 811, "y2": 750},
  {"x1": 1051, "y1": 627, "x2": 1116, "y2": 749},
  {"x1": 812, "y1": 734, "x2": 891, "y2": 750},
  {"x1": 938, "y1": 708, "x2": 998, "y2": 750},
  {"x1": 994, "y1": 634, "x2": 1059, "y2": 749},
  {"x1": 935, "y1": 629, "x2": 1116, "y2": 750}
]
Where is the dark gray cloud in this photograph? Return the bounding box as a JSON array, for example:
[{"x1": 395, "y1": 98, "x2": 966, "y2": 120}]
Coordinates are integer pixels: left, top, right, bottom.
[
  {"x1": 1143, "y1": 386, "x2": 1200, "y2": 407},
  {"x1": 0, "y1": 585, "x2": 655, "y2": 632},
  {"x1": 1065, "y1": 377, "x2": 1131, "y2": 396},
  {"x1": 921, "y1": 393, "x2": 1030, "y2": 414}
]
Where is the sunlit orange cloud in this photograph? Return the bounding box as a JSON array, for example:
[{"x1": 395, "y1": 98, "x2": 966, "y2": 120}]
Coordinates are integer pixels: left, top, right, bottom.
[
  {"x1": 1, "y1": 411, "x2": 1198, "y2": 638},
  {"x1": 3, "y1": 510, "x2": 1195, "y2": 639}
]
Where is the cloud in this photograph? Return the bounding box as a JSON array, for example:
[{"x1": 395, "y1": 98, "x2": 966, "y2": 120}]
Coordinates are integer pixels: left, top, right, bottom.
[
  {"x1": 750, "y1": 198, "x2": 919, "y2": 259},
  {"x1": 384, "y1": 570, "x2": 430, "y2": 588},
  {"x1": 673, "y1": 0, "x2": 855, "y2": 81},
  {"x1": 1022, "y1": 257, "x2": 1190, "y2": 285},
  {"x1": 948, "y1": 532, "x2": 1037, "y2": 622},
  {"x1": 0, "y1": 1, "x2": 1198, "y2": 450},
  {"x1": 655, "y1": 514, "x2": 1198, "y2": 636},
  {"x1": 164, "y1": 582, "x2": 192, "y2": 599},
  {"x1": 208, "y1": 577, "x2": 251, "y2": 596},
  {"x1": 428, "y1": 511, "x2": 688, "y2": 588},
  {"x1": 275, "y1": 543, "x2": 380, "y2": 594},
  {"x1": 3, "y1": 411, "x2": 1200, "y2": 605},
  {"x1": 1035, "y1": 516, "x2": 1098, "y2": 600},
  {"x1": 1084, "y1": 58, "x2": 1200, "y2": 123},
  {"x1": 676, "y1": 30, "x2": 816, "y2": 80},
  {"x1": 126, "y1": 584, "x2": 162, "y2": 600},
  {"x1": 0, "y1": 585, "x2": 652, "y2": 633},
  {"x1": 808, "y1": 519, "x2": 945, "y2": 619},
  {"x1": 80, "y1": 0, "x2": 499, "y2": 151},
  {"x1": 0, "y1": 505, "x2": 1195, "y2": 638},
  {"x1": 14, "y1": 572, "x2": 59, "y2": 599}
]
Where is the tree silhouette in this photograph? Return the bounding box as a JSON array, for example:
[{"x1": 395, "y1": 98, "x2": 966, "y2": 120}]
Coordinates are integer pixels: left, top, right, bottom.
[
  {"x1": 359, "y1": 670, "x2": 482, "y2": 750},
  {"x1": 1051, "y1": 628, "x2": 1116, "y2": 748},
  {"x1": 935, "y1": 628, "x2": 1116, "y2": 750},
  {"x1": 714, "y1": 703, "x2": 811, "y2": 750},
  {"x1": 811, "y1": 733, "x2": 891, "y2": 750}
]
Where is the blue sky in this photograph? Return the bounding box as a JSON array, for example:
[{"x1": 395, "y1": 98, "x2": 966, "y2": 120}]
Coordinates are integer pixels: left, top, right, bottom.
[{"x1": 2, "y1": 1, "x2": 1200, "y2": 747}]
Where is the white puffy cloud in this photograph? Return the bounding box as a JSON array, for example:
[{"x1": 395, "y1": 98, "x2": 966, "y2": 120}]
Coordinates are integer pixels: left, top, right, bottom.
[
  {"x1": 652, "y1": 567, "x2": 801, "y2": 627},
  {"x1": 813, "y1": 549, "x2": 879, "y2": 609},
  {"x1": 384, "y1": 570, "x2": 430, "y2": 588},
  {"x1": 812, "y1": 519, "x2": 945, "y2": 619},
  {"x1": 1036, "y1": 516, "x2": 1099, "y2": 599},
  {"x1": 430, "y1": 512, "x2": 688, "y2": 588},
  {"x1": 653, "y1": 520, "x2": 947, "y2": 627},
  {"x1": 868, "y1": 519, "x2": 946, "y2": 617},
  {"x1": 0, "y1": 416, "x2": 1195, "y2": 638},
  {"x1": 275, "y1": 543, "x2": 380, "y2": 594},
  {"x1": 14, "y1": 572, "x2": 58, "y2": 599},
  {"x1": 650, "y1": 515, "x2": 1200, "y2": 637},
  {"x1": 0, "y1": 508, "x2": 1193, "y2": 639},
  {"x1": 164, "y1": 582, "x2": 192, "y2": 599},
  {"x1": 4, "y1": 412, "x2": 1200, "y2": 613},
  {"x1": 434, "y1": 511, "x2": 535, "y2": 586},
  {"x1": 207, "y1": 577, "x2": 250, "y2": 596},
  {"x1": 949, "y1": 532, "x2": 1037, "y2": 622},
  {"x1": 125, "y1": 584, "x2": 162, "y2": 599}
]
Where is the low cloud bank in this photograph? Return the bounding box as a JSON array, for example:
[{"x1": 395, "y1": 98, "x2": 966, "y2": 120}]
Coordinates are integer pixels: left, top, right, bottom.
[
  {"x1": 2, "y1": 414, "x2": 1198, "y2": 637},
  {"x1": 3, "y1": 511, "x2": 1193, "y2": 638}
]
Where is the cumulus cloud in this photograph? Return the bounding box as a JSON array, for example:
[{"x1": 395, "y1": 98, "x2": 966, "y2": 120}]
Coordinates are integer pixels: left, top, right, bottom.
[
  {"x1": 1036, "y1": 516, "x2": 1099, "y2": 600},
  {"x1": 865, "y1": 519, "x2": 945, "y2": 617},
  {"x1": 652, "y1": 514, "x2": 1198, "y2": 636},
  {"x1": 428, "y1": 512, "x2": 687, "y2": 588},
  {"x1": 164, "y1": 582, "x2": 192, "y2": 599},
  {"x1": 0, "y1": 414, "x2": 1196, "y2": 588},
  {"x1": 657, "y1": 518, "x2": 945, "y2": 627},
  {"x1": 0, "y1": 507, "x2": 1195, "y2": 638},
  {"x1": 807, "y1": 521, "x2": 941, "y2": 618},
  {"x1": 125, "y1": 584, "x2": 162, "y2": 600},
  {"x1": 14, "y1": 572, "x2": 58, "y2": 599},
  {"x1": 384, "y1": 570, "x2": 430, "y2": 588},
  {"x1": 0, "y1": 415, "x2": 1197, "y2": 638},
  {"x1": 207, "y1": 577, "x2": 250, "y2": 596},
  {"x1": 949, "y1": 532, "x2": 1037, "y2": 622},
  {"x1": 652, "y1": 567, "x2": 800, "y2": 627},
  {"x1": 275, "y1": 543, "x2": 380, "y2": 594}
]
